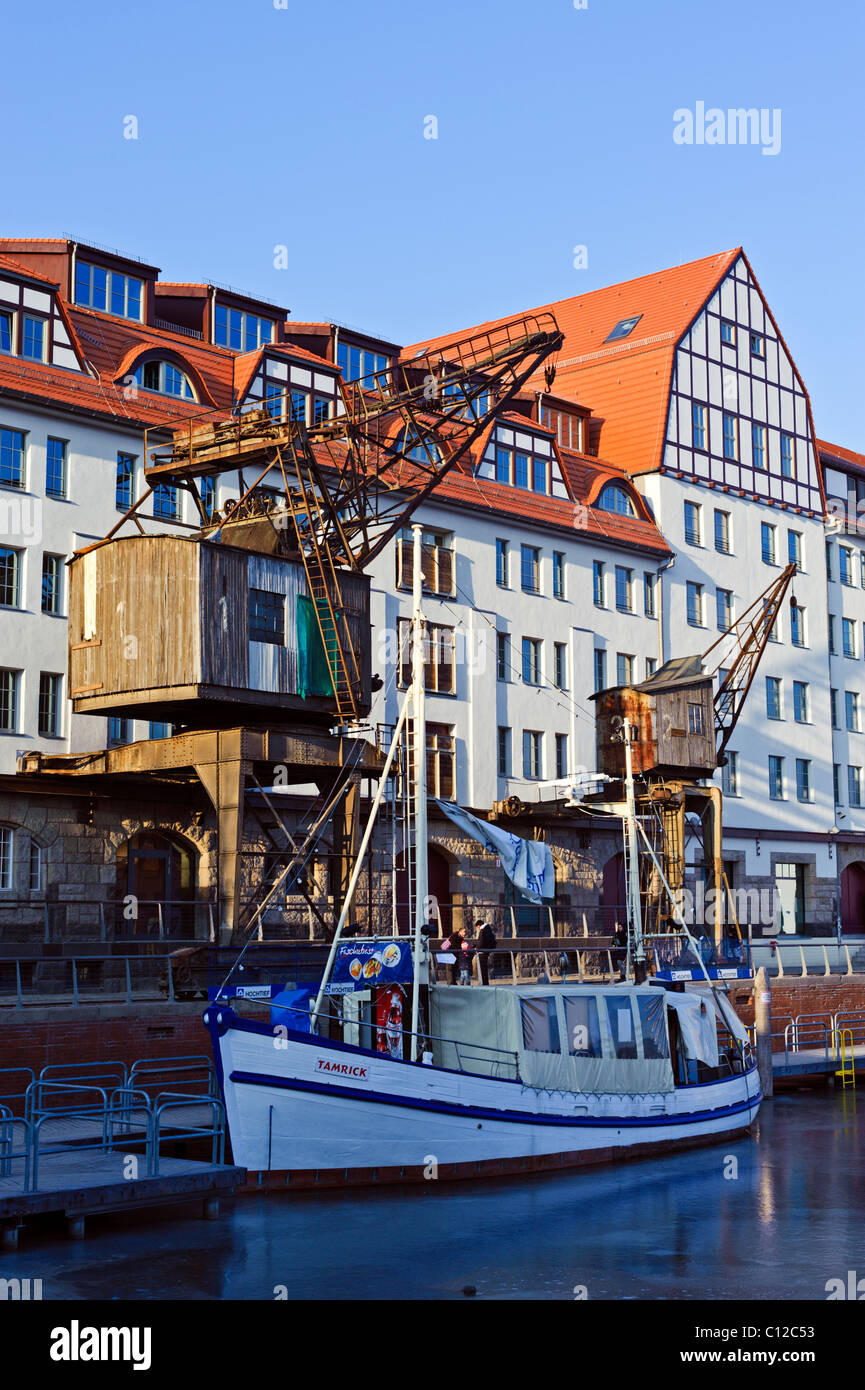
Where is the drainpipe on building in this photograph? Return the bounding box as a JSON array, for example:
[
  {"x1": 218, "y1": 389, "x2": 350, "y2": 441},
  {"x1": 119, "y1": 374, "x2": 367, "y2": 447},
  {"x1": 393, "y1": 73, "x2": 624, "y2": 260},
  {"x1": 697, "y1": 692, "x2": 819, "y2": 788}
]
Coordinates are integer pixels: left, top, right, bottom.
[{"x1": 656, "y1": 554, "x2": 676, "y2": 667}]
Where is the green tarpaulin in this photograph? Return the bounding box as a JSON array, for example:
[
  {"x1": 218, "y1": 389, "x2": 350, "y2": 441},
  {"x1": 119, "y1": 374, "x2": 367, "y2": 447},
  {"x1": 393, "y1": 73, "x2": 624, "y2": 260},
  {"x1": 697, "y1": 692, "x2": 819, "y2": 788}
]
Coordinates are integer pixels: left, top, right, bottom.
[{"x1": 296, "y1": 594, "x2": 335, "y2": 699}]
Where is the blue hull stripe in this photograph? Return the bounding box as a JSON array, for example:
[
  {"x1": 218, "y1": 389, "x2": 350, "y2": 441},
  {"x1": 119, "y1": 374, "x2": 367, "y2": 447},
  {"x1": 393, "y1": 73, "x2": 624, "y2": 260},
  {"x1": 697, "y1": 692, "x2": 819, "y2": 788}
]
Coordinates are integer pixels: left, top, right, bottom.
[{"x1": 228, "y1": 1068, "x2": 761, "y2": 1130}]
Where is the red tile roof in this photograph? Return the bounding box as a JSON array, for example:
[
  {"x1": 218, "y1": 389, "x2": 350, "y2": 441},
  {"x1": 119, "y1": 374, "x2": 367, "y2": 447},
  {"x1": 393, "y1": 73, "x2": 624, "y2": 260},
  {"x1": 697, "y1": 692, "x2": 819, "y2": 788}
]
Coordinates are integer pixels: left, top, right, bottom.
[
  {"x1": 818, "y1": 438, "x2": 865, "y2": 472},
  {"x1": 406, "y1": 250, "x2": 745, "y2": 476}
]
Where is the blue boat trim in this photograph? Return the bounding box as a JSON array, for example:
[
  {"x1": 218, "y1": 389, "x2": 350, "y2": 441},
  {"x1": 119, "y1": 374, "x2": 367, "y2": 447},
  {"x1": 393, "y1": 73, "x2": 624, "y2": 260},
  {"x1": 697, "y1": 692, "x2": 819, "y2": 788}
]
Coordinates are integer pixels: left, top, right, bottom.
[{"x1": 227, "y1": 1067, "x2": 761, "y2": 1130}]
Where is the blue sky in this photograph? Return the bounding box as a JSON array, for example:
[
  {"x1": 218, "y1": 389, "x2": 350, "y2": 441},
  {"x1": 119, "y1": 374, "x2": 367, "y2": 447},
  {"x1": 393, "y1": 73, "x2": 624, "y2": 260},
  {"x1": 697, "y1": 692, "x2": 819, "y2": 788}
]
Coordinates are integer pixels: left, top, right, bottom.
[{"x1": 3, "y1": 0, "x2": 863, "y2": 444}]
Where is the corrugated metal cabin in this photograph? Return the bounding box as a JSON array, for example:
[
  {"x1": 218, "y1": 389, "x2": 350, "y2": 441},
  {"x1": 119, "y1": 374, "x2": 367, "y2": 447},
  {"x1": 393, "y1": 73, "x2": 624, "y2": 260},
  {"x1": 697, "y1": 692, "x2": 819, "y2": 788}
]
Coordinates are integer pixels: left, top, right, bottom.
[
  {"x1": 67, "y1": 535, "x2": 371, "y2": 726},
  {"x1": 592, "y1": 656, "x2": 716, "y2": 780}
]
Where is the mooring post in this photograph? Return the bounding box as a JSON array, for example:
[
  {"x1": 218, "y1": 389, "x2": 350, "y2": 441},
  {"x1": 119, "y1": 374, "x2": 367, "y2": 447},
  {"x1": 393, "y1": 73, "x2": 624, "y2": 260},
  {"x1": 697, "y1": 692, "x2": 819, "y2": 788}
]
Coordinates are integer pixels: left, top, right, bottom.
[
  {"x1": 67, "y1": 1214, "x2": 86, "y2": 1240},
  {"x1": 203, "y1": 1197, "x2": 220, "y2": 1221},
  {"x1": 754, "y1": 966, "x2": 773, "y2": 1098}
]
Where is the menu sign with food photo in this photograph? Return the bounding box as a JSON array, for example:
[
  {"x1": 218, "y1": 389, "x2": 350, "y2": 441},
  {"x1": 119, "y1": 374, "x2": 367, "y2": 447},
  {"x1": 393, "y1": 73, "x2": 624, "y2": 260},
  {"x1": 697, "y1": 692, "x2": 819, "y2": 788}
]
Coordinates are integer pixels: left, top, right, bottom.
[{"x1": 329, "y1": 939, "x2": 414, "y2": 992}]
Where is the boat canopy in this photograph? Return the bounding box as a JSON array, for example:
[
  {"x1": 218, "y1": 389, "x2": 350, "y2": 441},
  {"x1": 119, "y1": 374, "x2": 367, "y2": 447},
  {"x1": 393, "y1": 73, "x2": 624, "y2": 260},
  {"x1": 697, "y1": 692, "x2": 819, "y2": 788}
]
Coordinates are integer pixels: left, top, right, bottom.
[
  {"x1": 430, "y1": 983, "x2": 676, "y2": 1095},
  {"x1": 664, "y1": 991, "x2": 719, "y2": 1067}
]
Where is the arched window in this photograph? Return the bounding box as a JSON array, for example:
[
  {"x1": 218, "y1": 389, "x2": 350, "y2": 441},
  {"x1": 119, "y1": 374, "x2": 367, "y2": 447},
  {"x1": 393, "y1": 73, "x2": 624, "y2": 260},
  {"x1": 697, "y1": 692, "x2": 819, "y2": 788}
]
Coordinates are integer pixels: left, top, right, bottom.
[
  {"x1": 595, "y1": 484, "x2": 637, "y2": 516},
  {"x1": 134, "y1": 360, "x2": 197, "y2": 400}
]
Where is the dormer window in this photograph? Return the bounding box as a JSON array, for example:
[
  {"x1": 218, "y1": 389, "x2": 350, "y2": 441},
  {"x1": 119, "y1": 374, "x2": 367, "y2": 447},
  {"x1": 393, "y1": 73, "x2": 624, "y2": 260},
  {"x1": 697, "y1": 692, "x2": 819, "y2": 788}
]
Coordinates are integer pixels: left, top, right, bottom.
[
  {"x1": 337, "y1": 341, "x2": 389, "y2": 385},
  {"x1": 604, "y1": 314, "x2": 642, "y2": 343},
  {"x1": 21, "y1": 314, "x2": 47, "y2": 362},
  {"x1": 393, "y1": 426, "x2": 440, "y2": 463},
  {"x1": 134, "y1": 360, "x2": 196, "y2": 400},
  {"x1": 0, "y1": 310, "x2": 12, "y2": 354},
  {"x1": 595, "y1": 483, "x2": 637, "y2": 516},
  {"x1": 75, "y1": 262, "x2": 143, "y2": 321},
  {"x1": 213, "y1": 305, "x2": 274, "y2": 351}
]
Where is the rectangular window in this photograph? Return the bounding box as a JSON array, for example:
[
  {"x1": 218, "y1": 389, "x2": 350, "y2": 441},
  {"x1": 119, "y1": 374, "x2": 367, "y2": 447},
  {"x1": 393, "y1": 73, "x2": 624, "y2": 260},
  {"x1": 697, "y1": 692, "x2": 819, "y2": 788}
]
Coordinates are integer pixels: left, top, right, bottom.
[
  {"x1": 0, "y1": 309, "x2": 13, "y2": 354},
  {"x1": 750, "y1": 333, "x2": 765, "y2": 358},
  {"x1": 766, "y1": 677, "x2": 782, "y2": 720},
  {"x1": 594, "y1": 649, "x2": 607, "y2": 693},
  {"x1": 0, "y1": 546, "x2": 21, "y2": 607},
  {"x1": 0, "y1": 826, "x2": 12, "y2": 891},
  {"x1": 522, "y1": 730, "x2": 543, "y2": 780},
  {"x1": 826, "y1": 541, "x2": 834, "y2": 581},
  {"x1": 107, "y1": 716, "x2": 132, "y2": 748},
  {"x1": 495, "y1": 445, "x2": 511, "y2": 485},
  {"x1": 555, "y1": 733, "x2": 568, "y2": 780},
  {"x1": 28, "y1": 839, "x2": 42, "y2": 892},
  {"x1": 38, "y1": 672, "x2": 61, "y2": 737},
  {"x1": 311, "y1": 395, "x2": 330, "y2": 426},
  {"x1": 153, "y1": 482, "x2": 178, "y2": 520},
  {"x1": 721, "y1": 751, "x2": 739, "y2": 796},
  {"x1": 720, "y1": 320, "x2": 736, "y2": 346},
  {"x1": 607, "y1": 997, "x2": 638, "y2": 1059},
  {"x1": 790, "y1": 604, "x2": 806, "y2": 647},
  {"x1": 769, "y1": 755, "x2": 785, "y2": 800},
  {"x1": 520, "y1": 544, "x2": 539, "y2": 594},
  {"x1": 554, "y1": 642, "x2": 567, "y2": 691},
  {"x1": 46, "y1": 438, "x2": 67, "y2": 498},
  {"x1": 793, "y1": 681, "x2": 809, "y2": 723},
  {"x1": 847, "y1": 691, "x2": 860, "y2": 732},
  {"x1": 289, "y1": 390, "x2": 306, "y2": 423},
  {"x1": 41, "y1": 553, "x2": 63, "y2": 615},
  {"x1": 532, "y1": 456, "x2": 548, "y2": 494},
  {"x1": 398, "y1": 620, "x2": 455, "y2": 693},
  {"x1": 781, "y1": 433, "x2": 796, "y2": 479},
  {"x1": 840, "y1": 546, "x2": 854, "y2": 585},
  {"x1": 514, "y1": 451, "x2": 529, "y2": 490},
  {"x1": 552, "y1": 551, "x2": 565, "y2": 598},
  {"x1": 714, "y1": 509, "x2": 730, "y2": 554},
  {"x1": 520, "y1": 996, "x2": 559, "y2": 1052},
  {"x1": 21, "y1": 314, "x2": 47, "y2": 361},
  {"x1": 752, "y1": 423, "x2": 765, "y2": 470},
  {"x1": 688, "y1": 702, "x2": 705, "y2": 735},
  {"x1": 834, "y1": 764, "x2": 841, "y2": 806},
  {"x1": 831, "y1": 688, "x2": 838, "y2": 728},
  {"x1": 796, "y1": 759, "x2": 811, "y2": 803},
  {"x1": 716, "y1": 588, "x2": 733, "y2": 632},
  {"x1": 564, "y1": 996, "x2": 602, "y2": 1057},
  {"x1": 645, "y1": 656, "x2": 657, "y2": 679},
  {"x1": 843, "y1": 617, "x2": 857, "y2": 659},
  {"x1": 0, "y1": 427, "x2": 25, "y2": 489},
  {"x1": 521, "y1": 637, "x2": 541, "y2": 686},
  {"x1": 75, "y1": 262, "x2": 143, "y2": 321},
  {"x1": 248, "y1": 588, "x2": 285, "y2": 644},
  {"x1": 829, "y1": 616, "x2": 836, "y2": 655},
  {"x1": 616, "y1": 652, "x2": 634, "y2": 686},
  {"x1": 788, "y1": 531, "x2": 803, "y2": 571},
  {"x1": 116, "y1": 452, "x2": 134, "y2": 511},
  {"x1": 686, "y1": 581, "x2": 703, "y2": 627},
  {"x1": 497, "y1": 726, "x2": 511, "y2": 777},
  {"x1": 643, "y1": 572, "x2": 656, "y2": 618},
  {"x1": 761, "y1": 522, "x2": 776, "y2": 565},
  {"x1": 0, "y1": 668, "x2": 19, "y2": 732},
  {"x1": 722, "y1": 412, "x2": 738, "y2": 460},
  {"x1": 692, "y1": 403, "x2": 706, "y2": 451},
  {"x1": 496, "y1": 631, "x2": 509, "y2": 681},
  {"x1": 495, "y1": 538, "x2": 509, "y2": 588},
  {"x1": 593, "y1": 560, "x2": 605, "y2": 607},
  {"x1": 684, "y1": 500, "x2": 701, "y2": 546},
  {"x1": 212, "y1": 304, "x2": 274, "y2": 350},
  {"x1": 200, "y1": 476, "x2": 215, "y2": 521},
  {"x1": 149, "y1": 722, "x2": 174, "y2": 740},
  {"x1": 615, "y1": 566, "x2": 633, "y2": 613},
  {"x1": 850, "y1": 766, "x2": 862, "y2": 808}
]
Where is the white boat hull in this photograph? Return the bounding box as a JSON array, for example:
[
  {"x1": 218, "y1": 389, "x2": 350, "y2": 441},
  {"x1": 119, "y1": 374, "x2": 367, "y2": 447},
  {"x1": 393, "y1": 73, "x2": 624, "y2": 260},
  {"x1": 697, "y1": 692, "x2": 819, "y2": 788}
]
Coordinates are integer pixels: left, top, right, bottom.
[{"x1": 205, "y1": 1007, "x2": 762, "y2": 1185}]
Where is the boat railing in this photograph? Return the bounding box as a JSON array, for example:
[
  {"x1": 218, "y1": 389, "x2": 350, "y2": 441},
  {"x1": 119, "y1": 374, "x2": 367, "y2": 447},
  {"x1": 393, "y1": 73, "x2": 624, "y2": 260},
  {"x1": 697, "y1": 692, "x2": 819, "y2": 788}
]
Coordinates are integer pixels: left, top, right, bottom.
[
  {"x1": 269, "y1": 997, "x2": 522, "y2": 1080},
  {"x1": 433, "y1": 944, "x2": 624, "y2": 986}
]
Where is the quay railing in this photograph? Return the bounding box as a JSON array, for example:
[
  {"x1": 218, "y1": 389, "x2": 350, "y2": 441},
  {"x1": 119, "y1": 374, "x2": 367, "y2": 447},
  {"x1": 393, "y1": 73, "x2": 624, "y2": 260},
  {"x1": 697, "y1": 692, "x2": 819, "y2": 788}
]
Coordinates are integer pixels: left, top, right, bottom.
[
  {"x1": 0, "y1": 952, "x2": 181, "y2": 1008},
  {"x1": 0, "y1": 898, "x2": 216, "y2": 944},
  {"x1": 1, "y1": 1075, "x2": 226, "y2": 1193}
]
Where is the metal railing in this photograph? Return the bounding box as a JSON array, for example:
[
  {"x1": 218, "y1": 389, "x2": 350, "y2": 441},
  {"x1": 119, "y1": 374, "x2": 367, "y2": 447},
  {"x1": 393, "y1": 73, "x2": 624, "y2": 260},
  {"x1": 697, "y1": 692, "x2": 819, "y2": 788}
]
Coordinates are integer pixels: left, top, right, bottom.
[
  {"x1": 0, "y1": 953, "x2": 180, "y2": 1007},
  {"x1": 756, "y1": 940, "x2": 855, "y2": 977},
  {"x1": 3, "y1": 1076, "x2": 226, "y2": 1193},
  {"x1": 768, "y1": 1010, "x2": 865, "y2": 1069},
  {"x1": 0, "y1": 898, "x2": 215, "y2": 943}
]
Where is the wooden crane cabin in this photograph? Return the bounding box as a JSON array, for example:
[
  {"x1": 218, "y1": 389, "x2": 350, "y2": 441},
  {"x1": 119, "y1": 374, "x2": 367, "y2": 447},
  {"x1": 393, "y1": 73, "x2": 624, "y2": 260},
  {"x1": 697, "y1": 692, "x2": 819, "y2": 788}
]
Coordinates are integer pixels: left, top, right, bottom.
[
  {"x1": 592, "y1": 656, "x2": 717, "y2": 781},
  {"x1": 67, "y1": 532, "x2": 371, "y2": 727}
]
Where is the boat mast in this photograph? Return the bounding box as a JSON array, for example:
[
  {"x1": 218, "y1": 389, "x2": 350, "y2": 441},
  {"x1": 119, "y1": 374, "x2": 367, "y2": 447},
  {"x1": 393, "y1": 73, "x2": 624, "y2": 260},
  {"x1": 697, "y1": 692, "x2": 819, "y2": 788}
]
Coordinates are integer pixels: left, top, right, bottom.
[
  {"x1": 409, "y1": 522, "x2": 428, "y2": 1060},
  {"x1": 622, "y1": 717, "x2": 646, "y2": 982}
]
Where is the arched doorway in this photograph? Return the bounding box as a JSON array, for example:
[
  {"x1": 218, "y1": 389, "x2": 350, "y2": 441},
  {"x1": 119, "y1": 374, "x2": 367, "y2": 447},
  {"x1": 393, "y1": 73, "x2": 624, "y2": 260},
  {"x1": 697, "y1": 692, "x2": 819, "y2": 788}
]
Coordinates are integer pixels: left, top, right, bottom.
[
  {"x1": 116, "y1": 831, "x2": 195, "y2": 936},
  {"x1": 394, "y1": 845, "x2": 452, "y2": 934},
  {"x1": 841, "y1": 862, "x2": 865, "y2": 934}
]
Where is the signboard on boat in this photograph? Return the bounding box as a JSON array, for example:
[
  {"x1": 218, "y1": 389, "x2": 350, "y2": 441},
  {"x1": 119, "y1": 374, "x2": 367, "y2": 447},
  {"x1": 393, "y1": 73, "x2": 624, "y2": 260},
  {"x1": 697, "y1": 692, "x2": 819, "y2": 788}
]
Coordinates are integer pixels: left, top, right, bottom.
[{"x1": 329, "y1": 938, "x2": 414, "y2": 992}]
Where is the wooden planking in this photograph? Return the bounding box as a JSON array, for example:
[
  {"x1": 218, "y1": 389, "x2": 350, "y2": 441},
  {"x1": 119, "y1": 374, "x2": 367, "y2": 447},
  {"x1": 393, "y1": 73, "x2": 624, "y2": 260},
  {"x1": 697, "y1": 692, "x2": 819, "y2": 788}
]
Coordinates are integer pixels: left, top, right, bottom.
[{"x1": 200, "y1": 543, "x2": 248, "y2": 689}]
